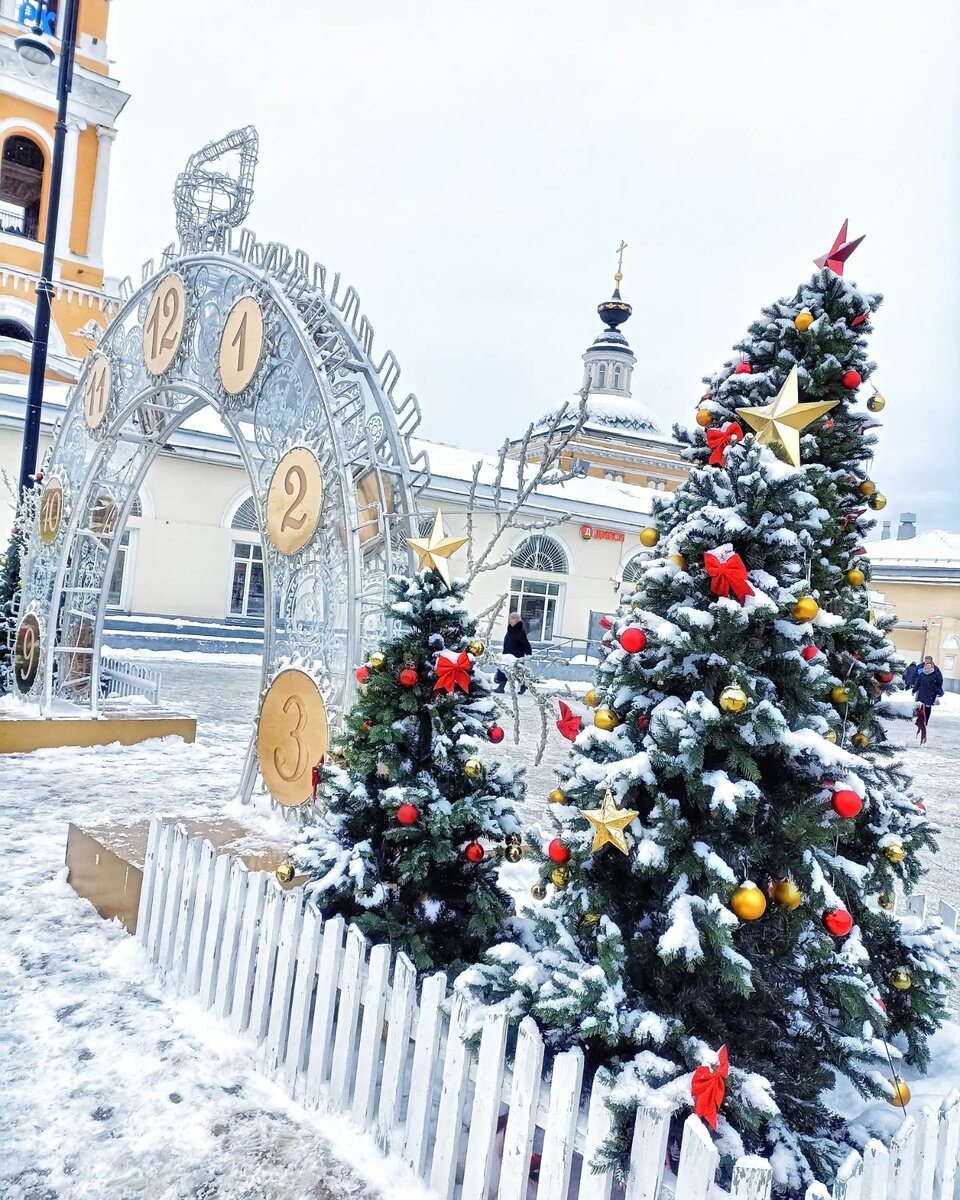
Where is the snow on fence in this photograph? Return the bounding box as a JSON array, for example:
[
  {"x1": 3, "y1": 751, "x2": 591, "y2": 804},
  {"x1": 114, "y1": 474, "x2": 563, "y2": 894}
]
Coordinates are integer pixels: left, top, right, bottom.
[
  {"x1": 136, "y1": 818, "x2": 960, "y2": 1200},
  {"x1": 101, "y1": 654, "x2": 162, "y2": 704}
]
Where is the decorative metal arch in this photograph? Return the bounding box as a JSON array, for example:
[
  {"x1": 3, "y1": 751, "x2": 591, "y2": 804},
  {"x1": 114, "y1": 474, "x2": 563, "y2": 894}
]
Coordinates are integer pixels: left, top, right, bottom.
[{"x1": 15, "y1": 232, "x2": 430, "y2": 811}]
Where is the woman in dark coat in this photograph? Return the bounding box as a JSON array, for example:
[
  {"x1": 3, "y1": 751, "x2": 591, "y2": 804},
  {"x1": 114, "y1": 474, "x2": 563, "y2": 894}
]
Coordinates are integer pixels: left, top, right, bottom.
[
  {"x1": 494, "y1": 612, "x2": 533, "y2": 692},
  {"x1": 904, "y1": 662, "x2": 919, "y2": 689},
  {"x1": 913, "y1": 656, "x2": 944, "y2": 739}
]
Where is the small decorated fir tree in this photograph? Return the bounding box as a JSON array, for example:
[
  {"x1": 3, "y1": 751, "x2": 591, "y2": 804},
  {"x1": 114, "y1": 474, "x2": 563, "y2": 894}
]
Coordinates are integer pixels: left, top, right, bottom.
[
  {"x1": 293, "y1": 529, "x2": 523, "y2": 973},
  {"x1": 460, "y1": 227, "x2": 960, "y2": 1194}
]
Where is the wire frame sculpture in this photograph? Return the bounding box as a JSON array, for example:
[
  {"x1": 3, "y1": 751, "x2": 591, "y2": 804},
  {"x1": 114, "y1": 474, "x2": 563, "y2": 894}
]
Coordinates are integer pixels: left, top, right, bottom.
[
  {"x1": 14, "y1": 222, "x2": 430, "y2": 815},
  {"x1": 174, "y1": 126, "x2": 259, "y2": 253}
]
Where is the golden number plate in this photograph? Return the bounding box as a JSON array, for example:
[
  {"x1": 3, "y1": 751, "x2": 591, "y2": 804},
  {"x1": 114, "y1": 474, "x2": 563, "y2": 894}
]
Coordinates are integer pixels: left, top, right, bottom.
[
  {"x1": 14, "y1": 613, "x2": 41, "y2": 693},
  {"x1": 83, "y1": 353, "x2": 111, "y2": 430},
  {"x1": 266, "y1": 447, "x2": 323, "y2": 556},
  {"x1": 257, "y1": 669, "x2": 329, "y2": 806},
  {"x1": 38, "y1": 476, "x2": 64, "y2": 544},
  {"x1": 219, "y1": 295, "x2": 264, "y2": 395},
  {"x1": 143, "y1": 273, "x2": 186, "y2": 376}
]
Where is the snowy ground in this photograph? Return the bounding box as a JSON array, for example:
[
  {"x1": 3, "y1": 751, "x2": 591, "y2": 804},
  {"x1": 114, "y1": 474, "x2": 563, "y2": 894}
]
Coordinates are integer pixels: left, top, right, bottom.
[{"x1": 2, "y1": 659, "x2": 959, "y2": 1198}]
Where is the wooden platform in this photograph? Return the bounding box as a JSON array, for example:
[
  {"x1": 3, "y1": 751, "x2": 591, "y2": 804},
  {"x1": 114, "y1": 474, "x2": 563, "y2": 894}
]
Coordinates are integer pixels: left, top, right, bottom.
[
  {"x1": 65, "y1": 817, "x2": 303, "y2": 934},
  {"x1": 0, "y1": 710, "x2": 196, "y2": 753}
]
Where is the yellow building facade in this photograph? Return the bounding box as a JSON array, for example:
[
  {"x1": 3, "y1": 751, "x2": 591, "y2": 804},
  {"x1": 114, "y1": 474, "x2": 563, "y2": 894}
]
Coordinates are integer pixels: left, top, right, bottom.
[{"x1": 0, "y1": 0, "x2": 128, "y2": 385}]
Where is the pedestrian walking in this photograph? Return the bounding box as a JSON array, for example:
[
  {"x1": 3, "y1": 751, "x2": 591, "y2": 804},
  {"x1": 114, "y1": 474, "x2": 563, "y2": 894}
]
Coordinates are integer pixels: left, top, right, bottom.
[
  {"x1": 904, "y1": 661, "x2": 919, "y2": 690},
  {"x1": 913, "y1": 655, "x2": 944, "y2": 744},
  {"x1": 494, "y1": 612, "x2": 533, "y2": 693}
]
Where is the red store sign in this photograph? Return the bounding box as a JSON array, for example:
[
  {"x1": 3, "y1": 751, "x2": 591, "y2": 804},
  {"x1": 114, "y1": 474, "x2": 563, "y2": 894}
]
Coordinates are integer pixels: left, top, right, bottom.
[{"x1": 580, "y1": 524, "x2": 625, "y2": 543}]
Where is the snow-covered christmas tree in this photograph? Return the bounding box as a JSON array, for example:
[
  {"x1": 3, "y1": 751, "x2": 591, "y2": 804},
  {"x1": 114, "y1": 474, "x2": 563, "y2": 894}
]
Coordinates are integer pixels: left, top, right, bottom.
[
  {"x1": 460, "y1": 226, "x2": 960, "y2": 1194},
  {"x1": 293, "y1": 512, "x2": 523, "y2": 973}
]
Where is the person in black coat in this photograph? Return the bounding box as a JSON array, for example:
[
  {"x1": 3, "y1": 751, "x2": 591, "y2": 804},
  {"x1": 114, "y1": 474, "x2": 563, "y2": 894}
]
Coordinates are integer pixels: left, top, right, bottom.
[
  {"x1": 904, "y1": 662, "x2": 919, "y2": 690},
  {"x1": 913, "y1": 655, "x2": 944, "y2": 731},
  {"x1": 494, "y1": 612, "x2": 533, "y2": 692}
]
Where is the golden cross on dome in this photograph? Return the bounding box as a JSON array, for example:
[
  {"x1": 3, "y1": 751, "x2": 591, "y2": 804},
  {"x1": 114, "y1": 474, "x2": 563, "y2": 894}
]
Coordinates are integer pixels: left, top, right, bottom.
[
  {"x1": 405, "y1": 508, "x2": 468, "y2": 588},
  {"x1": 614, "y1": 239, "x2": 628, "y2": 286}
]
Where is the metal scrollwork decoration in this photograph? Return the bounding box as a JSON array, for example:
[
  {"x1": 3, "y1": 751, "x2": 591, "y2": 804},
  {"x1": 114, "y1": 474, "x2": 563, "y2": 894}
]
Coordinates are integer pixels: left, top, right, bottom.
[{"x1": 14, "y1": 126, "x2": 430, "y2": 816}]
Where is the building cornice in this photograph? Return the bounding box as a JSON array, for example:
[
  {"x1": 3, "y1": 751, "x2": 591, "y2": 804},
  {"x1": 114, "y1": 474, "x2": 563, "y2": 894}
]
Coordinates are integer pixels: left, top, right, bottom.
[{"x1": 0, "y1": 37, "x2": 130, "y2": 126}]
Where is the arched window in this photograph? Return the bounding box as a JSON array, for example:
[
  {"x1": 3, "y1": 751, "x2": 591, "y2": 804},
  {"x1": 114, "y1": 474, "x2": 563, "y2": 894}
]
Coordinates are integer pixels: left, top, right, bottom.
[
  {"x1": 231, "y1": 496, "x2": 258, "y2": 531},
  {"x1": 597, "y1": 363, "x2": 606, "y2": 388},
  {"x1": 621, "y1": 554, "x2": 645, "y2": 584},
  {"x1": 613, "y1": 364, "x2": 622, "y2": 389},
  {"x1": 417, "y1": 511, "x2": 436, "y2": 536},
  {"x1": 129, "y1": 494, "x2": 142, "y2": 519},
  {"x1": 0, "y1": 136, "x2": 44, "y2": 241},
  {"x1": 0, "y1": 317, "x2": 32, "y2": 341},
  {"x1": 511, "y1": 534, "x2": 568, "y2": 574}
]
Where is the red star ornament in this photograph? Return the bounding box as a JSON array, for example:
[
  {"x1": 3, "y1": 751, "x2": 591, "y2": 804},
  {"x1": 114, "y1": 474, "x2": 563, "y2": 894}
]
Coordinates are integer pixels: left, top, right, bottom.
[{"x1": 814, "y1": 219, "x2": 865, "y2": 276}]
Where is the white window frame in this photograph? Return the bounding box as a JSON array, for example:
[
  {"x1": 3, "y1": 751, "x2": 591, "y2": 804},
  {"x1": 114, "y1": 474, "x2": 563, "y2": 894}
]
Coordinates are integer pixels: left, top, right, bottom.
[
  {"x1": 228, "y1": 538, "x2": 266, "y2": 618},
  {"x1": 508, "y1": 575, "x2": 564, "y2": 643}
]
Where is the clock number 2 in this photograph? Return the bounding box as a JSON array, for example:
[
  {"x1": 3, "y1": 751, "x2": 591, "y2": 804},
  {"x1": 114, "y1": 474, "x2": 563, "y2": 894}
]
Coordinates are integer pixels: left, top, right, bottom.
[{"x1": 280, "y1": 464, "x2": 308, "y2": 532}]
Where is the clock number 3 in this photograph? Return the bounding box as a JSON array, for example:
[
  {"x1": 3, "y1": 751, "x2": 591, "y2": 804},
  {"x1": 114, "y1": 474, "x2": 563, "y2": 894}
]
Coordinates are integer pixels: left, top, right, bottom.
[{"x1": 274, "y1": 694, "x2": 308, "y2": 783}]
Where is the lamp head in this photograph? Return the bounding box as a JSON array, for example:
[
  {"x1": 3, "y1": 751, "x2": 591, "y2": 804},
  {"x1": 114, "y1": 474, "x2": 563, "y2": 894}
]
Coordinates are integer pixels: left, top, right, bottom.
[{"x1": 15, "y1": 33, "x2": 55, "y2": 74}]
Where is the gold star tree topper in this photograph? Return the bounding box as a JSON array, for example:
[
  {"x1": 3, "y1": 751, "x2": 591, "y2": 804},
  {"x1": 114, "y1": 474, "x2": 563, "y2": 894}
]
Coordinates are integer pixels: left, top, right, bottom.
[
  {"x1": 736, "y1": 366, "x2": 838, "y2": 468},
  {"x1": 405, "y1": 509, "x2": 468, "y2": 588},
  {"x1": 580, "y1": 789, "x2": 640, "y2": 855}
]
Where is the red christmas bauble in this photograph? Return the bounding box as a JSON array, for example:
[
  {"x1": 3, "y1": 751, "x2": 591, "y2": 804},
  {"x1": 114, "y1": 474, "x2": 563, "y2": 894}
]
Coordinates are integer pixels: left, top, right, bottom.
[
  {"x1": 801, "y1": 646, "x2": 818, "y2": 662},
  {"x1": 734, "y1": 362, "x2": 752, "y2": 375},
  {"x1": 548, "y1": 839, "x2": 571, "y2": 864},
  {"x1": 397, "y1": 804, "x2": 419, "y2": 825},
  {"x1": 399, "y1": 667, "x2": 418, "y2": 687},
  {"x1": 824, "y1": 908, "x2": 853, "y2": 937},
  {"x1": 356, "y1": 666, "x2": 370, "y2": 683},
  {"x1": 822, "y1": 417, "x2": 836, "y2": 434},
  {"x1": 464, "y1": 842, "x2": 484, "y2": 863},
  {"x1": 832, "y1": 789, "x2": 863, "y2": 819},
  {"x1": 364, "y1": 720, "x2": 373, "y2": 729},
  {"x1": 635, "y1": 713, "x2": 650, "y2": 732},
  {"x1": 878, "y1": 672, "x2": 894, "y2": 684},
  {"x1": 488, "y1": 725, "x2": 505, "y2": 743},
  {"x1": 620, "y1": 627, "x2": 647, "y2": 654},
  {"x1": 842, "y1": 370, "x2": 862, "y2": 390}
]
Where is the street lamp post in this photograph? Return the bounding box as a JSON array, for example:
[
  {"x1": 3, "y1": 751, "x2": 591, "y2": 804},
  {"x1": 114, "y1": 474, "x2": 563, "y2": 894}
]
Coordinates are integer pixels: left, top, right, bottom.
[{"x1": 16, "y1": 0, "x2": 81, "y2": 496}]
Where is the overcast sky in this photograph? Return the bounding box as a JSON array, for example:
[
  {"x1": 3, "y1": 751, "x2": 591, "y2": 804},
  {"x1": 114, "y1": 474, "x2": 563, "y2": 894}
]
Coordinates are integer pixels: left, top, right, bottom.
[{"x1": 105, "y1": 1, "x2": 960, "y2": 532}]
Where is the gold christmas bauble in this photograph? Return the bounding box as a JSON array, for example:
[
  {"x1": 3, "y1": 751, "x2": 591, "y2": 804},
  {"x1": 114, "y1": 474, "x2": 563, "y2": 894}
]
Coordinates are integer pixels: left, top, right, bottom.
[
  {"x1": 794, "y1": 311, "x2": 814, "y2": 332},
  {"x1": 696, "y1": 409, "x2": 713, "y2": 427},
  {"x1": 858, "y1": 480, "x2": 877, "y2": 497},
  {"x1": 506, "y1": 832, "x2": 522, "y2": 845},
  {"x1": 868, "y1": 492, "x2": 888, "y2": 511},
  {"x1": 772, "y1": 879, "x2": 802, "y2": 910},
  {"x1": 551, "y1": 866, "x2": 569, "y2": 888},
  {"x1": 792, "y1": 596, "x2": 820, "y2": 622},
  {"x1": 276, "y1": 861, "x2": 295, "y2": 884},
  {"x1": 369, "y1": 651, "x2": 386, "y2": 669},
  {"x1": 719, "y1": 685, "x2": 748, "y2": 714},
  {"x1": 583, "y1": 689, "x2": 598, "y2": 708},
  {"x1": 530, "y1": 883, "x2": 547, "y2": 901},
  {"x1": 468, "y1": 639, "x2": 485, "y2": 656},
  {"x1": 639, "y1": 527, "x2": 660, "y2": 548},
  {"x1": 667, "y1": 554, "x2": 688, "y2": 571},
  {"x1": 593, "y1": 706, "x2": 620, "y2": 731},
  {"x1": 891, "y1": 968, "x2": 912, "y2": 991},
  {"x1": 581, "y1": 911, "x2": 601, "y2": 927},
  {"x1": 504, "y1": 844, "x2": 523, "y2": 864},
  {"x1": 851, "y1": 731, "x2": 869, "y2": 749},
  {"x1": 731, "y1": 883, "x2": 767, "y2": 921},
  {"x1": 464, "y1": 757, "x2": 483, "y2": 779},
  {"x1": 634, "y1": 581, "x2": 643, "y2": 593},
  {"x1": 831, "y1": 685, "x2": 851, "y2": 705},
  {"x1": 866, "y1": 393, "x2": 886, "y2": 413},
  {"x1": 885, "y1": 843, "x2": 906, "y2": 864},
  {"x1": 878, "y1": 893, "x2": 895, "y2": 911},
  {"x1": 548, "y1": 788, "x2": 567, "y2": 804},
  {"x1": 846, "y1": 568, "x2": 866, "y2": 587},
  {"x1": 825, "y1": 730, "x2": 838, "y2": 744},
  {"x1": 887, "y1": 1078, "x2": 911, "y2": 1108}
]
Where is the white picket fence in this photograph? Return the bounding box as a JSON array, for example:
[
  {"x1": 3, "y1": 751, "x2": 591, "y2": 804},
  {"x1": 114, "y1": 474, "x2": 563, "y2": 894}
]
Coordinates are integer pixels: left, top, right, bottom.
[{"x1": 136, "y1": 817, "x2": 960, "y2": 1200}]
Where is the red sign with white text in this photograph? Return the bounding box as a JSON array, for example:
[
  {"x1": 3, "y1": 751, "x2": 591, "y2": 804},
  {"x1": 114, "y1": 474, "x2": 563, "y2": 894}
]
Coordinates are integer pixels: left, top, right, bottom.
[{"x1": 580, "y1": 524, "x2": 625, "y2": 543}]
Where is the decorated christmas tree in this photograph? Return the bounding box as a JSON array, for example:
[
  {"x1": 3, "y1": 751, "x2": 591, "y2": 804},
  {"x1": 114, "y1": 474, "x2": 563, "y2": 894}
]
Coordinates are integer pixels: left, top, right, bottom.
[
  {"x1": 460, "y1": 225, "x2": 960, "y2": 1193},
  {"x1": 293, "y1": 511, "x2": 523, "y2": 973}
]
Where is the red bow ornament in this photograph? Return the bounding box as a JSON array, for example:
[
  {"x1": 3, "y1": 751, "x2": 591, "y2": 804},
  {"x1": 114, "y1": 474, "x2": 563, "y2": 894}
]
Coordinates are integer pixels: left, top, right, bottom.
[
  {"x1": 705, "y1": 422, "x2": 744, "y2": 466},
  {"x1": 556, "y1": 701, "x2": 582, "y2": 742},
  {"x1": 434, "y1": 652, "x2": 472, "y2": 694},
  {"x1": 704, "y1": 551, "x2": 754, "y2": 603},
  {"x1": 691, "y1": 1044, "x2": 729, "y2": 1131}
]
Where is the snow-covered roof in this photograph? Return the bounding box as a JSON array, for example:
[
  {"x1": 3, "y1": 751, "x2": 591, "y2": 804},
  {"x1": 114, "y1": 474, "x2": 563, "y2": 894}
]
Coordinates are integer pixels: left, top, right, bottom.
[
  {"x1": 536, "y1": 392, "x2": 665, "y2": 438},
  {"x1": 865, "y1": 530, "x2": 960, "y2": 570},
  {"x1": 415, "y1": 437, "x2": 661, "y2": 522}
]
